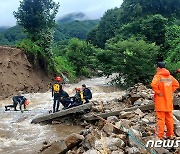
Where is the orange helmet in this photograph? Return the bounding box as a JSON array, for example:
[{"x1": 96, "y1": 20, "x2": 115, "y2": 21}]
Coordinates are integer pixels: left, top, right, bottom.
[
  {"x1": 56, "y1": 76, "x2": 61, "y2": 82},
  {"x1": 75, "y1": 88, "x2": 80, "y2": 91},
  {"x1": 25, "y1": 100, "x2": 30, "y2": 106}
]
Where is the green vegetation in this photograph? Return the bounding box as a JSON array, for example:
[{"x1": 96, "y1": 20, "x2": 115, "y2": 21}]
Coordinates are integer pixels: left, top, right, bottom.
[
  {"x1": 13, "y1": 0, "x2": 59, "y2": 73},
  {"x1": 96, "y1": 38, "x2": 159, "y2": 86},
  {"x1": 87, "y1": 0, "x2": 180, "y2": 86},
  {"x1": 0, "y1": 25, "x2": 25, "y2": 45},
  {"x1": 0, "y1": 17, "x2": 99, "y2": 45},
  {"x1": 53, "y1": 38, "x2": 99, "y2": 77},
  {"x1": 54, "y1": 56, "x2": 76, "y2": 82},
  {"x1": 16, "y1": 39, "x2": 40, "y2": 65},
  {"x1": 165, "y1": 25, "x2": 180, "y2": 79},
  {"x1": 55, "y1": 20, "x2": 99, "y2": 41},
  {"x1": 1, "y1": 0, "x2": 179, "y2": 85}
]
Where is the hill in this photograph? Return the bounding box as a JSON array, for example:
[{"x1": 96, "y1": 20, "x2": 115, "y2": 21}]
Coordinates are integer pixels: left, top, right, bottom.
[
  {"x1": 57, "y1": 12, "x2": 90, "y2": 24},
  {"x1": 0, "y1": 25, "x2": 26, "y2": 45},
  {"x1": 0, "y1": 12, "x2": 99, "y2": 45},
  {"x1": 55, "y1": 19, "x2": 99, "y2": 41}
]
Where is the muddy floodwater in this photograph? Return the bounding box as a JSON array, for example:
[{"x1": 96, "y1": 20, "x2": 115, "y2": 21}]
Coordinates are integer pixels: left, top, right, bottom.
[{"x1": 0, "y1": 76, "x2": 125, "y2": 154}]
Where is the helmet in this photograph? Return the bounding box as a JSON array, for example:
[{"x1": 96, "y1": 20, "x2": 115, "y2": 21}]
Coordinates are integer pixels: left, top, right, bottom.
[
  {"x1": 56, "y1": 77, "x2": 61, "y2": 82},
  {"x1": 75, "y1": 88, "x2": 80, "y2": 91},
  {"x1": 25, "y1": 100, "x2": 30, "y2": 106},
  {"x1": 82, "y1": 84, "x2": 86, "y2": 88}
]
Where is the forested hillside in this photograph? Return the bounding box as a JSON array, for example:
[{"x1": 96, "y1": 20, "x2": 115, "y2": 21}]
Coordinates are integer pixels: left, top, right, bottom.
[
  {"x1": 0, "y1": 12, "x2": 99, "y2": 45},
  {"x1": 55, "y1": 19, "x2": 99, "y2": 41},
  {"x1": 87, "y1": 0, "x2": 180, "y2": 86}
]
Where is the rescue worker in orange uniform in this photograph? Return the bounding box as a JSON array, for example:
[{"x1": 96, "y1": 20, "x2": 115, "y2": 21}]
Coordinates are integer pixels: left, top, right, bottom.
[{"x1": 151, "y1": 62, "x2": 179, "y2": 139}]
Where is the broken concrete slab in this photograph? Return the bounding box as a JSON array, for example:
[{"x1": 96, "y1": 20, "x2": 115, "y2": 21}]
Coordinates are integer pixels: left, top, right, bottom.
[
  {"x1": 84, "y1": 99, "x2": 180, "y2": 121},
  {"x1": 32, "y1": 103, "x2": 92, "y2": 124},
  {"x1": 83, "y1": 103, "x2": 154, "y2": 121}
]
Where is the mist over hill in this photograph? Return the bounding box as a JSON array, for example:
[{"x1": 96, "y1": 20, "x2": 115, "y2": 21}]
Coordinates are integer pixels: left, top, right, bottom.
[
  {"x1": 0, "y1": 12, "x2": 99, "y2": 45},
  {"x1": 58, "y1": 12, "x2": 91, "y2": 24}
]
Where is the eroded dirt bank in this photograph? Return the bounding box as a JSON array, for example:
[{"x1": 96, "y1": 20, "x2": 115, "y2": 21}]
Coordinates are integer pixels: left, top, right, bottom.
[{"x1": 0, "y1": 46, "x2": 51, "y2": 99}]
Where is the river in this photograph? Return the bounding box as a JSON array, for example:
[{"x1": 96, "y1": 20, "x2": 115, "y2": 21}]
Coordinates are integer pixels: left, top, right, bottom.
[{"x1": 0, "y1": 76, "x2": 125, "y2": 154}]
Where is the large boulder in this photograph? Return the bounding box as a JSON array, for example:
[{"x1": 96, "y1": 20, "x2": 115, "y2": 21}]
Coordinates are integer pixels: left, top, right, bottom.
[
  {"x1": 103, "y1": 123, "x2": 115, "y2": 135},
  {"x1": 65, "y1": 133, "x2": 84, "y2": 148},
  {"x1": 107, "y1": 116, "x2": 119, "y2": 124},
  {"x1": 134, "y1": 99, "x2": 142, "y2": 106},
  {"x1": 82, "y1": 133, "x2": 96, "y2": 149},
  {"x1": 95, "y1": 137, "x2": 125, "y2": 151},
  {"x1": 41, "y1": 140, "x2": 68, "y2": 154}
]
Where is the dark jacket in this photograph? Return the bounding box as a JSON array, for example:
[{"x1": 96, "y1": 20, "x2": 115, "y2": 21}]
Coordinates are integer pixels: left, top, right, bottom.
[
  {"x1": 59, "y1": 90, "x2": 69, "y2": 99},
  {"x1": 13, "y1": 96, "x2": 27, "y2": 105},
  {"x1": 74, "y1": 92, "x2": 82, "y2": 103},
  {"x1": 83, "y1": 88, "x2": 92, "y2": 100}
]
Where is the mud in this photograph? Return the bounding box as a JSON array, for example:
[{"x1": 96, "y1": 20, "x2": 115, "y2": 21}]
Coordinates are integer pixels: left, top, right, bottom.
[{"x1": 0, "y1": 46, "x2": 51, "y2": 100}]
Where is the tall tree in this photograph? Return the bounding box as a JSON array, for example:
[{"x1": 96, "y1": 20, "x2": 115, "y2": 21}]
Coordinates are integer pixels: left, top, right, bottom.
[
  {"x1": 87, "y1": 0, "x2": 180, "y2": 49},
  {"x1": 97, "y1": 38, "x2": 159, "y2": 86},
  {"x1": 14, "y1": 0, "x2": 59, "y2": 62}
]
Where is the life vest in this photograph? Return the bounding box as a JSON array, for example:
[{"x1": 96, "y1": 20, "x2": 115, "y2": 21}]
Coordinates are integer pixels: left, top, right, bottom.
[
  {"x1": 80, "y1": 92, "x2": 84, "y2": 101},
  {"x1": 53, "y1": 84, "x2": 61, "y2": 93}
]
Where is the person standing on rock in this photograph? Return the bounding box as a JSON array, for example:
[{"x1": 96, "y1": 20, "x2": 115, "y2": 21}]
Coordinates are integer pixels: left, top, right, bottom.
[
  {"x1": 82, "y1": 84, "x2": 92, "y2": 103},
  {"x1": 151, "y1": 62, "x2": 179, "y2": 139},
  {"x1": 52, "y1": 77, "x2": 62, "y2": 113},
  {"x1": 5, "y1": 95, "x2": 30, "y2": 111}
]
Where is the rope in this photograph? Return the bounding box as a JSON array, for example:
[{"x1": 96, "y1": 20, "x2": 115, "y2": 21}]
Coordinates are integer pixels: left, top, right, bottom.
[
  {"x1": 92, "y1": 113, "x2": 158, "y2": 154},
  {"x1": 121, "y1": 125, "x2": 157, "y2": 154}
]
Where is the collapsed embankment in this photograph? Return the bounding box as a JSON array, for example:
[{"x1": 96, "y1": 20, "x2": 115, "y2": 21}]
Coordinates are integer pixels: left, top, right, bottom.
[{"x1": 0, "y1": 46, "x2": 51, "y2": 99}]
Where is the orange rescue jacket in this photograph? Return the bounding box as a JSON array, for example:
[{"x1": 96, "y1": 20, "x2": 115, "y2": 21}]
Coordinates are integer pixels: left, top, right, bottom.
[{"x1": 151, "y1": 68, "x2": 179, "y2": 111}]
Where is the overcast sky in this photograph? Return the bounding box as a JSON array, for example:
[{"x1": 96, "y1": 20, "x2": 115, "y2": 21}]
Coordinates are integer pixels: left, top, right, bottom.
[{"x1": 0, "y1": 0, "x2": 123, "y2": 27}]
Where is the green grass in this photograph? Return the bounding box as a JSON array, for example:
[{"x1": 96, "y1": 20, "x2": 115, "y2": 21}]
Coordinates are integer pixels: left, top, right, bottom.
[{"x1": 54, "y1": 56, "x2": 76, "y2": 82}]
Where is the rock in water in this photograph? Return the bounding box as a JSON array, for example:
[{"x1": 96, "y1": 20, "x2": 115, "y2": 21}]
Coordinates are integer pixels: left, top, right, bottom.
[{"x1": 41, "y1": 140, "x2": 67, "y2": 154}]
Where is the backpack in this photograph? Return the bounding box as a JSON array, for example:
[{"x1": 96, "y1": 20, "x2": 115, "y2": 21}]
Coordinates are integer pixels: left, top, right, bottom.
[{"x1": 53, "y1": 84, "x2": 60, "y2": 93}]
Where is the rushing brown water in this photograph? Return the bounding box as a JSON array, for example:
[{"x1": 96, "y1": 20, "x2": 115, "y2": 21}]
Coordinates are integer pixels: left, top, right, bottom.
[{"x1": 0, "y1": 75, "x2": 125, "y2": 154}]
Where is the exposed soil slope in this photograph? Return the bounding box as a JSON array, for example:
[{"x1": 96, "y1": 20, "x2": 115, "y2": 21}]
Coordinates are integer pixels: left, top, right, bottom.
[{"x1": 0, "y1": 46, "x2": 51, "y2": 99}]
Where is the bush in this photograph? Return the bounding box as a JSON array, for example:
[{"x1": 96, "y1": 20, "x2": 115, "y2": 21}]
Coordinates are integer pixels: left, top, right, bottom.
[
  {"x1": 54, "y1": 56, "x2": 76, "y2": 82},
  {"x1": 16, "y1": 39, "x2": 41, "y2": 65},
  {"x1": 65, "y1": 38, "x2": 98, "y2": 77},
  {"x1": 97, "y1": 37, "x2": 160, "y2": 87}
]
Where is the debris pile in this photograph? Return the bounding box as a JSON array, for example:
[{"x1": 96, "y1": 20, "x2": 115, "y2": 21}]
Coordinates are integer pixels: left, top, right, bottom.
[
  {"x1": 40, "y1": 109, "x2": 180, "y2": 154},
  {"x1": 39, "y1": 83, "x2": 180, "y2": 154},
  {"x1": 91, "y1": 83, "x2": 154, "y2": 113}
]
